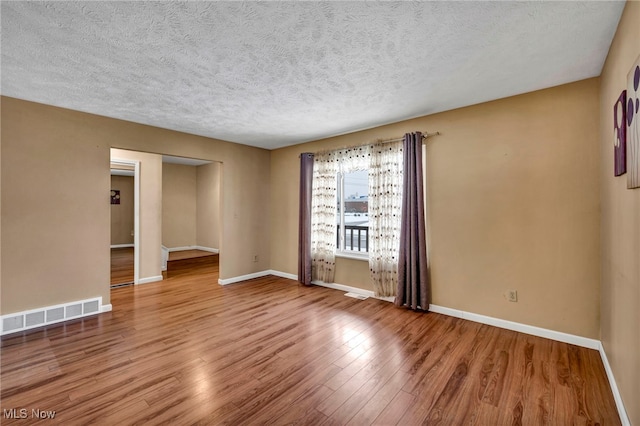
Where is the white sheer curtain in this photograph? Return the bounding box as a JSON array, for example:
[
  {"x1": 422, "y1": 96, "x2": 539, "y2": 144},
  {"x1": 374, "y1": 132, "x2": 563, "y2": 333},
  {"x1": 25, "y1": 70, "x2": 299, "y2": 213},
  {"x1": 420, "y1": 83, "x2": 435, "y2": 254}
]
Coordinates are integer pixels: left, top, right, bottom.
[
  {"x1": 310, "y1": 142, "x2": 403, "y2": 294},
  {"x1": 337, "y1": 145, "x2": 370, "y2": 172},
  {"x1": 310, "y1": 150, "x2": 338, "y2": 283},
  {"x1": 369, "y1": 142, "x2": 403, "y2": 297}
]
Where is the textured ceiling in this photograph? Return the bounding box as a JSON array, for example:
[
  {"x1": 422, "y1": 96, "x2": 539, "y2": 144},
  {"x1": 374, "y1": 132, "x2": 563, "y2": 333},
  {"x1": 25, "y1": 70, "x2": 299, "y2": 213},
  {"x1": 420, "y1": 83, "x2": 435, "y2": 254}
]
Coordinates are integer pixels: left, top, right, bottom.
[{"x1": 1, "y1": 1, "x2": 625, "y2": 150}]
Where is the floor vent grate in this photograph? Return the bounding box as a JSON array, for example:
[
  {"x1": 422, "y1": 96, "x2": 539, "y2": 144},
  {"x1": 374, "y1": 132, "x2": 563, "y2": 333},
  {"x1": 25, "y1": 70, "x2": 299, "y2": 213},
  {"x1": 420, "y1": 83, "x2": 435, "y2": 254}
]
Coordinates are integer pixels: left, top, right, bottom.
[{"x1": 1, "y1": 297, "x2": 104, "y2": 336}]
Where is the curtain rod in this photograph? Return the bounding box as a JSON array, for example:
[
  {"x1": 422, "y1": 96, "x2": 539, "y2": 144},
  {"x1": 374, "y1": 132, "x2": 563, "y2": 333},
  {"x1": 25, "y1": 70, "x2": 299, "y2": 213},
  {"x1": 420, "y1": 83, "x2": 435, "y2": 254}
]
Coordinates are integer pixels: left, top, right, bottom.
[
  {"x1": 299, "y1": 131, "x2": 441, "y2": 158},
  {"x1": 377, "y1": 131, "x2": 441, "y2": 145}
]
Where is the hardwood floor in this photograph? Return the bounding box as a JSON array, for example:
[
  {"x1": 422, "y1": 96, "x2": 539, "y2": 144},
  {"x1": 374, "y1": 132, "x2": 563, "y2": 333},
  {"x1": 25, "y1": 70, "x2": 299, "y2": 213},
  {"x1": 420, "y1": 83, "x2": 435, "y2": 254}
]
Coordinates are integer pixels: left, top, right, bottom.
[
  {"x1": 1, "y1": 258, "x2": 620, "y2": 425},
  {"x1": 112, "y1": 248, "x2": 217, "y2": 285},
  {"x1": 168, "y1": 249, "x2": 217, "y2": 262},
  {"x1": 110, "y1": 247, "x2": 134, "y2": 286},
  {"x1": 167, "y1": 250, "x2": 218, "y2": 279}
]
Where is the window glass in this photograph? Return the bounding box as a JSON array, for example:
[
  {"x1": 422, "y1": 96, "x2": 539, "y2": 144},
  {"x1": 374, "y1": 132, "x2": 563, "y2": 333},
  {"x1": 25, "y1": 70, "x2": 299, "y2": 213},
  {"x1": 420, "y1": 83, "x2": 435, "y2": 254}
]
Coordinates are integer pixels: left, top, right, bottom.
[{"x1": 337, "y1": 170, "x2": 369, "y2": 253}]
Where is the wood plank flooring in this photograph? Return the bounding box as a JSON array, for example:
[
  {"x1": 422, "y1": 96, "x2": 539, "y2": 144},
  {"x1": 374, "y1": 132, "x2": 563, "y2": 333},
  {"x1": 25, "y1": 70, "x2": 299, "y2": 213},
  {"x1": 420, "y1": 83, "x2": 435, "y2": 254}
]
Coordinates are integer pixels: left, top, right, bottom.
[
  {"x1": 1, "y1": 257, "x2": 620, "y2": 425},
  {"x1": 110, "y1": 247, "x2": 134, "y2": 286},
  {"x1": 167, "y1": 251, "x2": 219, "y2": 278},
  {"x1": 168, "y1": 249, "x2": 217, "y2": 262}
]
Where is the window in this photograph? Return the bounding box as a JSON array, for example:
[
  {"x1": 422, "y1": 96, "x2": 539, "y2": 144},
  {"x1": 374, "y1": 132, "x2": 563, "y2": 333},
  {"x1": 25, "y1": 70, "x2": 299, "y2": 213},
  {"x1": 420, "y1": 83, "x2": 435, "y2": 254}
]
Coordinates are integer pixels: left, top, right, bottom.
[
  {"x1": 336, "y1": 169, "x2": 369, "y2": 254},
  {"x1": 309, "y1": 141, "x2": 402, "y2": 284}
]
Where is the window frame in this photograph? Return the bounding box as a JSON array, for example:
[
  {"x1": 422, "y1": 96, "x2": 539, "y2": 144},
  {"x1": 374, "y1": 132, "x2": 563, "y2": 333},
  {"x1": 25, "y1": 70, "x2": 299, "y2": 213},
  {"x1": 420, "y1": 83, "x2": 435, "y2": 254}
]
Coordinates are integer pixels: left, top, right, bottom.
[{"x1": 335, "y1": 170, "x2": 369, "y2": 260}]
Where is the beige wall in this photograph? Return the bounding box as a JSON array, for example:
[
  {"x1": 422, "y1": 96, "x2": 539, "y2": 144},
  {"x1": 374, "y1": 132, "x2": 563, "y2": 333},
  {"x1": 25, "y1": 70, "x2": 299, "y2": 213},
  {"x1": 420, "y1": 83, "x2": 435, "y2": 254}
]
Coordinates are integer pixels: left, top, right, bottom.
[
  {"x1": 197, "y1": 162, "x2": 221, "y2": 250},
  {"x1": 1, "y1": 98, "x2": 111, "y2": 313},
  {"x1": 271, "y1": 78, "x2": 601, "y2": 339},
  {"x1": 1, "y1": 97, "x2": 270, "y2": 315},
  {"x1": 0, "y1": 125, "x2": 2, "y2": 312},
  {"x1": 162, "y1": 162, "x2": 221, "y2": 250},
  {"x1": 162, "y1": 163, "x2": 197, "y2": 248},
  {"x1": 104, "y1": 109, "x2": 270, "y2": 280},
  {"x1": 111, "y1": 149, "x2": 163, "y2": 282},
  {"x1": 599, "y1": 1, "x2": 640, "y2": 423},
  {"x1": 110, "y1": 175, "x2": 134, "y2": 245}
]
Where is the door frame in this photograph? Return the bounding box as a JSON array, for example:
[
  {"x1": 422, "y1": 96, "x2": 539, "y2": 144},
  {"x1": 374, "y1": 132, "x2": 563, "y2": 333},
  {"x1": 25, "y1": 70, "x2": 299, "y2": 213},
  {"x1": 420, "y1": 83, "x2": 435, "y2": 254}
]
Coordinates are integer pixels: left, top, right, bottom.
[{"x1": 110, "y1": 158, "x2": 141, "y2": 285}]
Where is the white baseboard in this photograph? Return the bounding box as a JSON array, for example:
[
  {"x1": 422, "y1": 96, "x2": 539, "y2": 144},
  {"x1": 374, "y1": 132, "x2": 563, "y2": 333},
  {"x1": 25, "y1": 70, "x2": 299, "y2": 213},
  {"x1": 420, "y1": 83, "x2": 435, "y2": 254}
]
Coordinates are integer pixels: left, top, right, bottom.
[
  {"x1": 266, "y1": 271, "x2": 377, "y2": 296},
  {"x1": 137, "y1": 275, "x2": 163, "y2": 285},
  {"x1": 195, "y1": 246, "x2": 219, "y2": 254},
  {"x1": 311, "y1": 280, "x2": 396, "y2": 302},
  {"x1": 1, "y1": 297, "x2": 105, "y2": 336},
  {"x1": 268, "y1": 270, "x2": 298, "y2": 280},
  {"x1": 598, "y1": 342, "x2": 630, "y2": 426},
  {"x1": 311, "y1": 279, "x2": 374, "y2": 297},
  {"x1": 266, "y1": 271, "x2": 396, "y2": 303},
  {"x1": 101, "y1": 304, "x2": 113, "y2": 313},
  {"x1": 428, "y1": 304, "x2": 600, "y2": 350},
  {"x1": 110, "y1": 244, "x2": 134, "y2": 248},
  {"x1": 218, "y1": 270, "x2": 271, "y2": 285},
  {"x1": 166, "y1": 245, "x2": 219, "y2": 254},
  {"x1": 218, "y1": 269, "x2": 303, "y2": 285},
  {"x1": 167, "y1": 246, "x2": 196, "y2": 252}
]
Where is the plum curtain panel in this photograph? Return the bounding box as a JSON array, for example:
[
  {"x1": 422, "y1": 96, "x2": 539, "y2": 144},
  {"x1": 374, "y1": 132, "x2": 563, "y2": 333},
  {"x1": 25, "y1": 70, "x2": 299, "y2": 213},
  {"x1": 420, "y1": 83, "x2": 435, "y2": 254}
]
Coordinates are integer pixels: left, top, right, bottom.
[
  {"x1": 298, "y1": 153, "x2": 314, "y2": 286},
  {"x1": 368, "y1": 141, "x2": 403, "y2": 297},
  {"x1": 395, "y1": 132, "x2": 430, "y2": 311}
]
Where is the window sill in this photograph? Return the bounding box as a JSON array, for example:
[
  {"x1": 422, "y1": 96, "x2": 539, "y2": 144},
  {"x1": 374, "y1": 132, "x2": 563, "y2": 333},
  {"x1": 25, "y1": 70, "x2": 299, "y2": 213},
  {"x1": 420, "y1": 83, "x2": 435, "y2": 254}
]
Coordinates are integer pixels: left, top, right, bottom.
[{"x1": 335, "y1": 251, "x2": 369, "y2": 262}]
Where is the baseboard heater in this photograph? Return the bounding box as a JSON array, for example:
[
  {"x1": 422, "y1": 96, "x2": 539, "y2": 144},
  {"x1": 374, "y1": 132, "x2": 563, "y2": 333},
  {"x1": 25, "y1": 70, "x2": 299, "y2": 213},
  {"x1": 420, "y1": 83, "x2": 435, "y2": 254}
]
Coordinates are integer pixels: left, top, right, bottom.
[{"x1": 1, "y1": 297, "x2": 104, "y2": 336}]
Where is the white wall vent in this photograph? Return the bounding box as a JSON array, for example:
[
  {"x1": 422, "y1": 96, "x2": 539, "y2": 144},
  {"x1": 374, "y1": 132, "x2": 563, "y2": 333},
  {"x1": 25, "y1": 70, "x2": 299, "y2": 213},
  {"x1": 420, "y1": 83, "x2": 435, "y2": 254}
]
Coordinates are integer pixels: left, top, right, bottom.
[
  {"x1": 2, "y1": 316, "x2": 24, "y2": 333},
  {"x1": 25, "y1": 311, "x2": 45, "y2": 328},
  {"x1": 1, "y1": 297, "x2": 104, "y2": 336},
  {"x1": 66, "y1": 304, "x2": 82, "y2": 318},
  {"x1": 47, "y1": 307, "x2": 64, "y2": 322},
  {"x1": 84, "y1": 300, "x2": 99, "y2": 314}
]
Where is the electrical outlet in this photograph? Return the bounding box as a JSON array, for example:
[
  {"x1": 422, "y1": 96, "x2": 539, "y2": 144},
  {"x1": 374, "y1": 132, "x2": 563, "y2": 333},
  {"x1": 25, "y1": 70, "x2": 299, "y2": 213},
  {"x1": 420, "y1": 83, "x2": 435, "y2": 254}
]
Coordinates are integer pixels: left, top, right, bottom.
[
  {"x1": 506, "y1": 290, "x2": 518, "y2": 302},
  {"x1": 253, "y1": 255, "x2": 259, "y2": 263}
]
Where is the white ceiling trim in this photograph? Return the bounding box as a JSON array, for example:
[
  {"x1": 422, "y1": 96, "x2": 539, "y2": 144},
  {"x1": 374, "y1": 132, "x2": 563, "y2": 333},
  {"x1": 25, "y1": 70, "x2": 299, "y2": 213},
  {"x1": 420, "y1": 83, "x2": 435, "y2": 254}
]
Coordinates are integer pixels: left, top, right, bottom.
[
  {"x1": 162, "y1": 155, "x2": 212, "y2": 167},
  {"x1": 111, "y1": 169, "x2": 134, "y2": 177}
]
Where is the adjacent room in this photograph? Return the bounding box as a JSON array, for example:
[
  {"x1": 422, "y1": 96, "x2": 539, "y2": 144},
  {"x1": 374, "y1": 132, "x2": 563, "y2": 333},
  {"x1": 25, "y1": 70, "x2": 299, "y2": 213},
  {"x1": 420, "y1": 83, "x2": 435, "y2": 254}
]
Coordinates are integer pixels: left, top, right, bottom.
[
  {"x1": 110, "y1": 162, "x2": 136, "y2": 286},
  {"x1": 109, "y1": 151, "x2": 222, "y2": 286},
  {"x1": 161, "y1": 155, "x2": 221, "y2": 279},
  {"x1": 1, "y1": 1, "x2": 638, "y2": 424}
]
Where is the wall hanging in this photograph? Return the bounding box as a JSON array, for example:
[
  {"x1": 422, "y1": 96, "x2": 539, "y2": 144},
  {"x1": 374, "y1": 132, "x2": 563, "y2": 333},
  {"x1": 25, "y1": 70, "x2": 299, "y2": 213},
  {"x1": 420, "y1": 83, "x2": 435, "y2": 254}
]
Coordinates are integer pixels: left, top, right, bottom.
[
  {"x1": 111, "y1": 190, "x2": 121, "y2": 205},
  {"x1": 627, "y1": 55, "x2": 640, "y2": 188},
  {"x1": 614, "y1": 90, "x2": 626, "y2": 176}
]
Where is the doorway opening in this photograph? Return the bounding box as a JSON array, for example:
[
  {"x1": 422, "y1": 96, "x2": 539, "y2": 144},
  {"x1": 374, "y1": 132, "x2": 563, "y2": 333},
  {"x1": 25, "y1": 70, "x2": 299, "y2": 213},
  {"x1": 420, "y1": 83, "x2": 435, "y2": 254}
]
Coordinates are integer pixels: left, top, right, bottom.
[
  {"x1": 110, "y1": 158, "x2": 140, "y2": 287},
  {"x1": 161, "y1": 155, "x2": 221, "y2": 279},
  {"x1": 108, "y1": 148, "x2": 222, "y2": 290}
]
